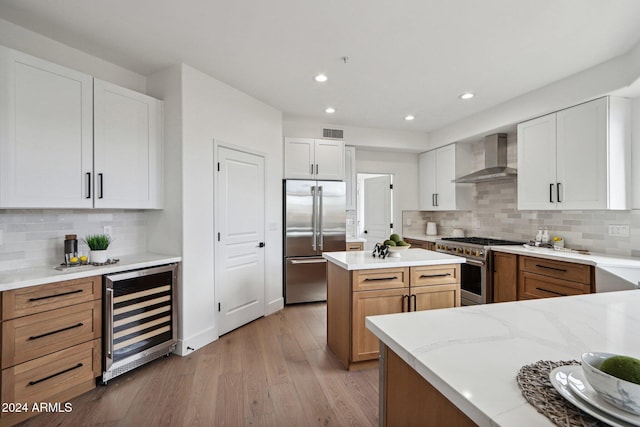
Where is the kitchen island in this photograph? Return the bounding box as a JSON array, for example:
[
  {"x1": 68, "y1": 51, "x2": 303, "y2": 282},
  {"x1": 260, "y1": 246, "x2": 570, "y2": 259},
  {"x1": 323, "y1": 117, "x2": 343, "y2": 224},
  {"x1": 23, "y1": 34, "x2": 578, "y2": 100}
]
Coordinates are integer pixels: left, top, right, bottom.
[
  {"x1": 366, "y1": 290, "x2": 640, "y2": 426},
  {"x1": 323, "y1": 249, "x2": 465, "y2": 370}
]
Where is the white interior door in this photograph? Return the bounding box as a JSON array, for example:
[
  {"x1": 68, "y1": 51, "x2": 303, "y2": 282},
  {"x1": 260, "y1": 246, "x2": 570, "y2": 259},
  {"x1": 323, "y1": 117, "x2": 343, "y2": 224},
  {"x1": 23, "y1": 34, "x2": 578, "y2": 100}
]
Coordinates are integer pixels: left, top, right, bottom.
[
  {"x1": 363, "y1": 175, "x2": 392, "y2": 250},
  {"x1": 216, "y1": 145, "x2": 265, "y2": 335}
]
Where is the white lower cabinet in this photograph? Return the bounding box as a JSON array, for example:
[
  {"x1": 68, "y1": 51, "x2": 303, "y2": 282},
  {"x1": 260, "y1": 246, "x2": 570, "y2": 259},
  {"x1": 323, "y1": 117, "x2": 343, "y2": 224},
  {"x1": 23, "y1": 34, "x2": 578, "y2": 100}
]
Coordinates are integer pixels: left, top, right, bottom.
[
  {"x1": 0, "y1": 46, "x2": 163, "y2": 209},
  {"x1": 517, "y1": 96, "x2": 630, "y2": 210}
]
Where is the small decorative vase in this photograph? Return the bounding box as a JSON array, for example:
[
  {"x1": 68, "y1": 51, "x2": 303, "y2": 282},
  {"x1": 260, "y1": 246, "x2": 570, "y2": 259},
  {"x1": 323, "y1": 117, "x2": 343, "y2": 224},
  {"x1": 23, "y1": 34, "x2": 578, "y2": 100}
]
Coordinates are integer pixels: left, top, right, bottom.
[{"x1": 90, "y1": 249, "x2": 109, "y2": 264}]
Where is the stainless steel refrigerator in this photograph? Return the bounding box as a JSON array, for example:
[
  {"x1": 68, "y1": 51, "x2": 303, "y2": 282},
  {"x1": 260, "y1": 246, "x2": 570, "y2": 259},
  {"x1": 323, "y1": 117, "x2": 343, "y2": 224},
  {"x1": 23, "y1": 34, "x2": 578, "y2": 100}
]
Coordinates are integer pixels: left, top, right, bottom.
[{"x1": 284, "y1": 180, "x2": 346, "y2": 303}]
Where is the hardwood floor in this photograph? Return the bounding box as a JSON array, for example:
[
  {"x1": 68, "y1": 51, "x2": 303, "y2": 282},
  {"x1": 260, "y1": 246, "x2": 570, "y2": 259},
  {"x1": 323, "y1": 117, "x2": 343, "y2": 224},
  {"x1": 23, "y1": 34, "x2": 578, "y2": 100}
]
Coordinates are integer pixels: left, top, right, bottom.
[{"x1": 18, "y1": 303, "x2": 379, "y2": 427}]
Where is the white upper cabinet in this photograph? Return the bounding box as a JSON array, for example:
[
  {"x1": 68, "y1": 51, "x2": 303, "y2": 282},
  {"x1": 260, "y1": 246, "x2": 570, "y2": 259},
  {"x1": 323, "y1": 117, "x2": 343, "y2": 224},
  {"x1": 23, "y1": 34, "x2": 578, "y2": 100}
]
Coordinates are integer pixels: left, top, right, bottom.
[
  {"x1": 418, "y1": 143, "x2": 473, "y2": 211},
  {"x1": 0, "y1": 46, "x2": 163, "y2": 209},
  {"x1": 284, "y1": 137, "x2": 345, "y2": 180},
  {"x1": 0, "y1": 46, "x2": 94, "y2": 208},
  {"x1": 344, "y1": 145, "x2": 356, "y2": 210},
  {"x1": 94, "y1": 79, "x2": 163, "y2": 209},
  {"x1": 517, "y1": 97, "x2": 630, "y2": 210}
]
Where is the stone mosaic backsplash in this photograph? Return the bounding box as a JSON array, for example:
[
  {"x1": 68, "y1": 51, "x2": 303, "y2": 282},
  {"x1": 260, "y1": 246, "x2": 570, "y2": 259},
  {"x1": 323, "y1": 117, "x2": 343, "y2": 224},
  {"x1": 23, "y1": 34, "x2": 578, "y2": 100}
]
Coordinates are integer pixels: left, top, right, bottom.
[{"x1": 0, "y1": 210, "x2": 148, "y2": 271}]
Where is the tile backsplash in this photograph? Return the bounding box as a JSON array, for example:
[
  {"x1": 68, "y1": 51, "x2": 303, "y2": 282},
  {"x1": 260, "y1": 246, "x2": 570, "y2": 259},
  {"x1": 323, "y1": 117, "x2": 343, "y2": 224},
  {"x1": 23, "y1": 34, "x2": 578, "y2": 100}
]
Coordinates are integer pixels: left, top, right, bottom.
[
  {"x1": 404, "y1": 137, "x2": 640, "y2": 257},
  {"x1": 0, "y1": 210, "x2": 147, "y2": 271}
]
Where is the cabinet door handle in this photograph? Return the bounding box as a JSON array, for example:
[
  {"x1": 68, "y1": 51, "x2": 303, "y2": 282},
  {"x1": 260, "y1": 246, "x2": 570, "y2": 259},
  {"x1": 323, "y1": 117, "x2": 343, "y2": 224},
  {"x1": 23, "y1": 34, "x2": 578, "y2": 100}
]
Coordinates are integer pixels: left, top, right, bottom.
[
  {"x1": 420, "y1": 273, "x2": 451, "y2": 278},
  {"x1": 432, "y1": 194, "x2": 435, "y2": 207},
  {"x1": 28, "y1": 363, "x2": 83, "y2": 386},
  {"x1": 402, "y1": 294, "x2": 409, "y2": 312},
  {"x1": 315, "y1": 164, "x2": 319, "y2": 175},
  {"x1": 85, "y1": 172, "x2": 92, "y2": 199},
  {"x1": 98, "y1": 173, "x2": 104, "y2": 199},
  {"x1": 364, "y1": 276, "x2": 398, "y2": 281},
  {"x1": 557, "y1": 182, "x2": 562, "y2": 203},
  {"x1": 28, "y1": 288, "x2": 83, "y2": 302},
  {"x1": 535, "y1": 287, "x2": 567, "y2": 297},
  {"x1": 535, "y1": 264, "x2": 567, "y2": 273},
  {"x1": 411, "y1": 294, "x2": 417, "y2": 311},
  {"x1": 29, "y1": 322, "x2": 84, "y2": 340},
  {"x1": 310, "y1": 164, "x2": 314, "y2": 175},
  {"x1": 549, "y1": 183, "x2": 554, "y2": 203},
  {"x1": 435, "y1": 193, "x2": 438, "y2": 207}
]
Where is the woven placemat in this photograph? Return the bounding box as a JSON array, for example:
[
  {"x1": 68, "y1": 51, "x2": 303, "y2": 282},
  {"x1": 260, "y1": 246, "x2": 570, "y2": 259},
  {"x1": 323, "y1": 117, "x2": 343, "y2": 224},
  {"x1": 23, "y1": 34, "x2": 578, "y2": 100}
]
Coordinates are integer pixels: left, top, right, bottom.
[{"x1": 516, "y1": 360, "x2": 607, "y2": 427}]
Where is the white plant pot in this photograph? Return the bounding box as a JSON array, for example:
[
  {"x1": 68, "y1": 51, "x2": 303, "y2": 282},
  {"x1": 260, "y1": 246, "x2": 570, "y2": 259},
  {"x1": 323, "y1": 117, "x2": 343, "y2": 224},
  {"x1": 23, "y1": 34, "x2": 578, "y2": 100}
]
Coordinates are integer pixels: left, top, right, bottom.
[{"x1": 90, "y1": 249, "x2": 109, "y2": 264}]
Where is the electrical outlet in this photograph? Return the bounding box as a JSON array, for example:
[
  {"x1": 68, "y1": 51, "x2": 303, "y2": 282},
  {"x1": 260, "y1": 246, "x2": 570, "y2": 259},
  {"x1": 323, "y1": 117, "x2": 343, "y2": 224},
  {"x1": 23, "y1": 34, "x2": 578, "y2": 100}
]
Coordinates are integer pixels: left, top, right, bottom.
[
  {"x1": 608, "y1": 224, "x2": 630, "y2": 237},
  {"x1": 103, "y1": 226, "x2": 113, "y2": 237}
]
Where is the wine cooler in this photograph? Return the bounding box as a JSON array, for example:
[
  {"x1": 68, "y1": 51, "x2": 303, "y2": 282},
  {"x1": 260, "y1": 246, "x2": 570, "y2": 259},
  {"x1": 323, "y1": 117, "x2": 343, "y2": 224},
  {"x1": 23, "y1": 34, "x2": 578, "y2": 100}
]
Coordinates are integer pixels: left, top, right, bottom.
[{"x1": 102, "y1": 263, "x2": 178, "y2": 383}]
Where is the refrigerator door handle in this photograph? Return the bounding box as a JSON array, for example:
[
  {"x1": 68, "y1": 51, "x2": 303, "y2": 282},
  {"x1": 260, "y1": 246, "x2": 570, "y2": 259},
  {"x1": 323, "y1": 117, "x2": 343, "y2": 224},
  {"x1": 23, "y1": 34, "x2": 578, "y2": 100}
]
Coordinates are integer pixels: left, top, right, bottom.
[
  {"x1": 311, "y1": 186, "x2": 317, "y2": 251},
  {"x1": 318, "y1": 186, "x2": 324, "y2": 250},
  {"x1": 290, "y1": 258, "x2": 327, "y2": 264}
]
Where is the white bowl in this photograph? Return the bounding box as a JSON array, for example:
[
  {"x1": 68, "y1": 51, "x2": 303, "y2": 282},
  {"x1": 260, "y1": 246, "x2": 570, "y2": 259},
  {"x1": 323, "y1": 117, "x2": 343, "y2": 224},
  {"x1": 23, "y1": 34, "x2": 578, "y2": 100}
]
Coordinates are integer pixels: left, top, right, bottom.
[
  {"x1": 387, "y1": 244, "x2": 411, "y2": 257},
  {"x1": 581, "y1": 352, "x2": 640, "y2": 415}
]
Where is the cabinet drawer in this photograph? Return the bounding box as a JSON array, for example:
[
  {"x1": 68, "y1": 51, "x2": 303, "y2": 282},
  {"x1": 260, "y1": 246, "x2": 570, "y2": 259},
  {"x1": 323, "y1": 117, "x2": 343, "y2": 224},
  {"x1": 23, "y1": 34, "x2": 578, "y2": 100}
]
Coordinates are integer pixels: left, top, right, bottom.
[
  {"x1": 2, "y1": 276, "x2": 101, "y2": 319},
  {"x1": 404, "y1": 238, "x2": 429, "y2": 250},
  {"x1": 352, "y1": 268, "x2": 409, "y2": 291},
  {"x1": 1, "y1": 339, "x2": 100, "y2": 410},
  {"x1": 519, "y1": 271, "x2": 591, "y2": 299},
  {"x1": 346, "y1": 242, "x2": 364, "y2": 251},
  {"x1": 2, "y1": 300, "x2": 101, "y2": 368},
  {"x1": 520, "y1": 256, "x2": 591, "y2": 284},
  {"x1": 411, "y1": 265, "x2": 460, "y2": 286}
]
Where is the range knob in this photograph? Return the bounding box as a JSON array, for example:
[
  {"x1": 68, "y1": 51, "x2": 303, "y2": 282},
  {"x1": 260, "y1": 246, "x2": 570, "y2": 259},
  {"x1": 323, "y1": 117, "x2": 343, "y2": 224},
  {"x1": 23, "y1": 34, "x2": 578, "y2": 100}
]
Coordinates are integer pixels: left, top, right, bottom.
[
  {"x1": 464, "y1": 248, "x2": 471, "y2": 255},
  {"x1": 457, "y1": 247, "x2": 464, "y2": 254}
]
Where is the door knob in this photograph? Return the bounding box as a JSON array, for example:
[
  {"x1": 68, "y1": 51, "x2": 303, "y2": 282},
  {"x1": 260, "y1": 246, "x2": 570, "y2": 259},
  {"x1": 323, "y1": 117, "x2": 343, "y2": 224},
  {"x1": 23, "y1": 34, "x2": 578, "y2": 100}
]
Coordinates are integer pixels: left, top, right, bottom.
[
  {"x1": 257, "y1": 242, "x2": 265, "y2": 248},
  {"x1": 364, "y1": 230, "x2": 368, "y2": 234}
]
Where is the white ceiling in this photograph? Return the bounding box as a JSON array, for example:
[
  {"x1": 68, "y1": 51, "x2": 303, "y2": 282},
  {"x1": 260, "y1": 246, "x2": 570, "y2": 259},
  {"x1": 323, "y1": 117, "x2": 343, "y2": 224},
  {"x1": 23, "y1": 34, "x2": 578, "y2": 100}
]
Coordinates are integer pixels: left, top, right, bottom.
[{"x1": 1, "y1": 0, "x2": 640, "y2": 133}]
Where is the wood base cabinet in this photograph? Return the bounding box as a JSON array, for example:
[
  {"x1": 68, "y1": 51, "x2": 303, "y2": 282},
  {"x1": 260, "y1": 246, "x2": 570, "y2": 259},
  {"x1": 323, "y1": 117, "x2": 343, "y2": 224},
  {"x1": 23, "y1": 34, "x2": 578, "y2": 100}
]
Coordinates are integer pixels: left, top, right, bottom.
[
  {"x1": 1, "y1": 276, "x2": 102, "y2": 426},
  {"x1": 492, "y1": 252, "x2": 518, "y2": 302},
  {"x1": 346, "y1": 241, "x2": 364, "y2": 251},
  {"x1": 404, "y1": 238, "x2": 435, "y2": 251},
  {"x1": 327, "y1": 263, "x2": 461, "y2": 370},
  {"x1": 381, "y1": 344, "x2": 475, "y2": 427}
]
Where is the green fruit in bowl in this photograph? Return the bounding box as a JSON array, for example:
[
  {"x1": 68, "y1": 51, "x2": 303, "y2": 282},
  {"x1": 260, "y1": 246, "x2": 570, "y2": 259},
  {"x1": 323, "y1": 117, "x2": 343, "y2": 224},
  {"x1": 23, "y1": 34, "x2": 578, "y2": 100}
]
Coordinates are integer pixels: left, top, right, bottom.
[
  {"x1": 389, "y1": 233, "x2": 401, "y2": 243},
  {"x1": 396, "y1": 240, "x2": 409, "y2": 246},
  {"x1": 383, "y1": 239, "x2": 397, "y2": 246},
  {"x1": 600, "y1": 355, "x2": 640, "y2": 384}
]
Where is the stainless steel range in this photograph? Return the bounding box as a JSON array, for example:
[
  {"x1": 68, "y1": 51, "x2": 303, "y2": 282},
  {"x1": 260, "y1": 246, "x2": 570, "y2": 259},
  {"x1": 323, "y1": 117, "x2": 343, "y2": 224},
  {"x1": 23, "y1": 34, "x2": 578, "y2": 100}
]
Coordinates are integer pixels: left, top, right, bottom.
[{"x1": 435, "y1": 237, "x2": 523, "y2": 305}]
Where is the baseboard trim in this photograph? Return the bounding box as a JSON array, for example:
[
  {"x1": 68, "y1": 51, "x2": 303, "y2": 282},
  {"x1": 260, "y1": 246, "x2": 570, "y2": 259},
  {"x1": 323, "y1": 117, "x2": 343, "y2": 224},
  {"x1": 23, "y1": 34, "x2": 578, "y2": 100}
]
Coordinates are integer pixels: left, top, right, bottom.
[
  {"x1": 175, "y1": 326, "x2": 218, "y2": 356},
  {"x1": 267, "y1": 297, "x2": 284, "y2": 315}
]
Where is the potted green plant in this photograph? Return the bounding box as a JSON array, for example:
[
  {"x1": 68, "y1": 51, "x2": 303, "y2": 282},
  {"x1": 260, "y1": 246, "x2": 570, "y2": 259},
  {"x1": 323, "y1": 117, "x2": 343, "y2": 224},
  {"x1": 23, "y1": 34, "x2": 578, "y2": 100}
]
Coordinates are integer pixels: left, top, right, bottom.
[{"x1": 84, "y1": 234, "x2": 112, "y2": 264}]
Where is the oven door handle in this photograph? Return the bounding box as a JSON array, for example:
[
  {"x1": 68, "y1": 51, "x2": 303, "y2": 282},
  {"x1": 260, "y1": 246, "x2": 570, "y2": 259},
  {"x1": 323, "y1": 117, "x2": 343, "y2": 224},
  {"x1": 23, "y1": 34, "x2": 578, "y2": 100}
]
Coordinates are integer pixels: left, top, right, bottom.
[{"x1": 464, "y1": 259, "x2": 485, "y2": 267}]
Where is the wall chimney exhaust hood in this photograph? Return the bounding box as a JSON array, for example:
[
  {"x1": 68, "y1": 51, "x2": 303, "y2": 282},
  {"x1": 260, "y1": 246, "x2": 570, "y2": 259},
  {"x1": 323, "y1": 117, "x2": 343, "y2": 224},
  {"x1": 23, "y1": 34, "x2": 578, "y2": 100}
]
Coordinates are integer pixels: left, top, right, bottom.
[{"x1": 452, "y1": 133, "x2": 516, "y2": 183}]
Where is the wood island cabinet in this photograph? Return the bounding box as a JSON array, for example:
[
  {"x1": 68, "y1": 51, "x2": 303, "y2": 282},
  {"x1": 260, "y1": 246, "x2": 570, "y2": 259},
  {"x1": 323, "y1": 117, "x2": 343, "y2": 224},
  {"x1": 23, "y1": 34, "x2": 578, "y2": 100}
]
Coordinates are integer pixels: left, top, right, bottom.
[
  {"x1": 327, "y1": 262, "x2": 460, "y2": 370},
  {"x1": 1, "y1": 277, "x2": 102, "y2": 426},
  {"x1": 346, "y1": 241, "x2": 364, "y2": 251}
]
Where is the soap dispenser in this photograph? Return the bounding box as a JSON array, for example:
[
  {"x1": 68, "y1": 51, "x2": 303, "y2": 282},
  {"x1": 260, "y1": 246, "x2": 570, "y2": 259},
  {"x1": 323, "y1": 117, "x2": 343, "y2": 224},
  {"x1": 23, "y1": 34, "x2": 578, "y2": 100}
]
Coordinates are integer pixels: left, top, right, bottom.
[
  {"x1": 542, "y1": 227, "x2": 550, "y2": 244},
  {"x1": 535, "y1": 227, "x2": 543, "y2": 243}
]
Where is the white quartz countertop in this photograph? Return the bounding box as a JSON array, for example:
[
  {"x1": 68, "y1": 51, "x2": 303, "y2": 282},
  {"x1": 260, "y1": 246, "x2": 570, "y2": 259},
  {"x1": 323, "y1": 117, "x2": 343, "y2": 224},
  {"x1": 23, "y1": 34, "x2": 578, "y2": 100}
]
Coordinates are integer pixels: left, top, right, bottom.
[
  {"x1": 491, "y1": 245, "x2": 640, "y2": 268},
  {"x1": 0, "y1": 253, "x2": 182, "y2": 292},
  {"x1": 366, "y1": 291, "x2": 640, "y2": 427},
  {"x1": 322, "y1": 248, "x2": 465, "y2": 270},
  {"x1": 401, "y1": 233, "x2": 441, "y2": 243}
]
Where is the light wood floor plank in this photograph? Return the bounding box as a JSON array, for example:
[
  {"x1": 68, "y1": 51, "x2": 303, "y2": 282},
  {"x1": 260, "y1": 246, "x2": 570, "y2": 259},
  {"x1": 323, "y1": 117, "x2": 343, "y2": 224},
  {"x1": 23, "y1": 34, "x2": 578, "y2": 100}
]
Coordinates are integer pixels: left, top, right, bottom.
[{"x1": 17, "y1": 303, "x2": 378, "y2": 427}]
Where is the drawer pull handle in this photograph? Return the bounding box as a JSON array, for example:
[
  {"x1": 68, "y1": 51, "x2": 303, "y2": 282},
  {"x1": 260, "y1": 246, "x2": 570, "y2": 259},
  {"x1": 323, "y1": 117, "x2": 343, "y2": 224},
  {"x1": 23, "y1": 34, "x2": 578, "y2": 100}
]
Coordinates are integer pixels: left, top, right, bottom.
[
  {"x1": 402, "y1": 294, "x2": 409, "y2": 312},
  {"x1": 411, "y1": 294, "x2": 417, "y2": 311},
  {"x1": 29, "y1": 322, "x2": 84, "y2": 341},
  {"x1": 535, "y1": 264, "x2": 567, "y2": 273},
  {"x1": 535, "y1": 287, "x2": 567, "y2": 297},
  {"x1": 28, "y1": 363, "x2": 83, "y2": 386},
  {"x1": 420, "y1": 273, "x2": 451, "y2": 278},
  {"x1": 364, "y1": 276, "x2": 398, "y2": 281},
  {"x1": 29, "y1": 288, "x2": 83, "y2": 302}
]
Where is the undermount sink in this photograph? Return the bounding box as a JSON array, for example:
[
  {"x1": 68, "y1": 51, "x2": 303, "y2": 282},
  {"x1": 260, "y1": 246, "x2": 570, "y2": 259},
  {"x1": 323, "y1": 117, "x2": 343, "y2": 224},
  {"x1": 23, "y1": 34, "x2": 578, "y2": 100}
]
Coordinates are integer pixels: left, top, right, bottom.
[{"x1": 595, "y1": 265, "x2": 640, "y2": 292}]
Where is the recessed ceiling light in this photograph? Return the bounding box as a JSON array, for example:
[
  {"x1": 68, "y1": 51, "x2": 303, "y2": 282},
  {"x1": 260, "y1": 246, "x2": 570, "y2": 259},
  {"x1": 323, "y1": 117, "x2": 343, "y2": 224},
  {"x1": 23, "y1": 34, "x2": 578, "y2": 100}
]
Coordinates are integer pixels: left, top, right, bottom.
[
  {"x1": 405, "y1": 115, "x2": 415, "y2": 121},
  {"x1": 315, "y1": 74, "x2": 328, "y2": 82},
  {"x1": 325, "y1": 107, "x2": 335, "y2": 114},
  {"x1": 459, "y1": 92, "x2": 475, "y2": 100}
]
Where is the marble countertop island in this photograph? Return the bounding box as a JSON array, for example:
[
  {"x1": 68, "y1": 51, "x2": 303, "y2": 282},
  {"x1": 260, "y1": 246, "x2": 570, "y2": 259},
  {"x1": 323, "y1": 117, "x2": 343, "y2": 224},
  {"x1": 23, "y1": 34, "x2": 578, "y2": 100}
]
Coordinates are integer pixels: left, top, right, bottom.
[
  {"x1": 323, "y1": 248, "x2": 465, "y2": 270},
  {"x1": 366, "y1": 290, "x2": 640, "y2": 426}
]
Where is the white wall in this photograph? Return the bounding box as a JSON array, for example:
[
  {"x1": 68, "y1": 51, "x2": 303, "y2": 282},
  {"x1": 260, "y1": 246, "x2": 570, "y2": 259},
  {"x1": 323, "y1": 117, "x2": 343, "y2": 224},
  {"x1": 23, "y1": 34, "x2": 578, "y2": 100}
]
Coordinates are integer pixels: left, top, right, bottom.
[
  {"x1": 355, "y1": 149, "x2": 419, "y2": 237},
  {"x1": 283, "y1": 117, "x2": 428, "y2": 152},
  {"x1": 174, "y1": 64, "x2": 283, "y2": 354},
  {"x1": 0, "y1": 17, "x2": 145, "y2": 92}
]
